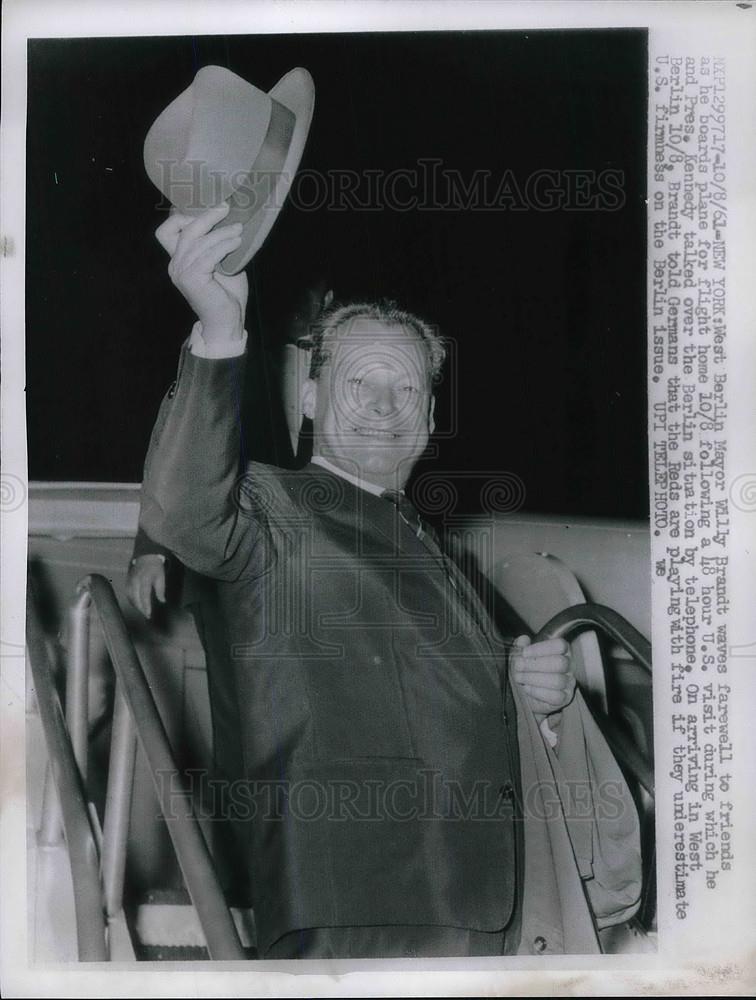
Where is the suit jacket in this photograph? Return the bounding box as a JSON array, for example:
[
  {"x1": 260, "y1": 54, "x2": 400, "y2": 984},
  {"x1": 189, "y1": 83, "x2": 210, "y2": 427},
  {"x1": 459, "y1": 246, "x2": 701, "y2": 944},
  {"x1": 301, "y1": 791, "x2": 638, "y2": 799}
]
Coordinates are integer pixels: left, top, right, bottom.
[{"x1": 139, "y1": 345, "x2": 641, "y2": 956}]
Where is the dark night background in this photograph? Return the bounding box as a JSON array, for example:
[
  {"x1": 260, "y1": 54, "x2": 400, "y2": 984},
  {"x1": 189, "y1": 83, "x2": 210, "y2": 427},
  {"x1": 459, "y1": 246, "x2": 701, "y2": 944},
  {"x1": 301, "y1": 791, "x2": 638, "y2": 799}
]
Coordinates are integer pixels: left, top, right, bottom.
[{"x1": 26, "y1": 29, "x2": 648, "y2": 518}]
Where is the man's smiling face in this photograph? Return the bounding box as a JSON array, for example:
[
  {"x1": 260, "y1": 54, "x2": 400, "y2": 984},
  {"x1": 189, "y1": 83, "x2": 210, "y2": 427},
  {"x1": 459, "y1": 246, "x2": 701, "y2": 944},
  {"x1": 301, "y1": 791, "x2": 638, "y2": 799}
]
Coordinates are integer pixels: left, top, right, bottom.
[{"x1": 302, "y1": 317, "x2": 435, "y2": 491}]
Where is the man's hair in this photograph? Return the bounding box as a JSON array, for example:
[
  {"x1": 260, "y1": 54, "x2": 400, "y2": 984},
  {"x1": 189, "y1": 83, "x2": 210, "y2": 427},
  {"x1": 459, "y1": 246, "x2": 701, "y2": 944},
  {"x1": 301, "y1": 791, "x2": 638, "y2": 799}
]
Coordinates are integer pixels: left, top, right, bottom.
[{"x1": 308, "y1": 299, "x2": 446, "y2": 384}]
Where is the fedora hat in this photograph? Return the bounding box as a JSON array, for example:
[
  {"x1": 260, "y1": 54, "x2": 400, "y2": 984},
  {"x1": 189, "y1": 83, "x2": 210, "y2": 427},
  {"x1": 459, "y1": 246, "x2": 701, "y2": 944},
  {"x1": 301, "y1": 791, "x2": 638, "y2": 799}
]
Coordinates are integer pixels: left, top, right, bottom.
[{"x1": 144, "y1": 65, "x2": 315, "y2": 274}]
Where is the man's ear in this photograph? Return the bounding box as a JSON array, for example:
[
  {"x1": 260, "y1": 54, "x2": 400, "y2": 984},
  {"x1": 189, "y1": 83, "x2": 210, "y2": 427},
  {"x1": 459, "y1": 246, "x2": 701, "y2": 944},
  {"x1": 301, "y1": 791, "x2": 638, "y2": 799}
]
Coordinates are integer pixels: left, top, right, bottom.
[
  {"x1": 428, "y1": 395, "x2": 436, "y2": 435},
  {"x1": 322, "y1": 289, "x2": 334, "y2": 311},
  {"x1": 302, "y1": 378, "x2": 318, "y2": 421}
]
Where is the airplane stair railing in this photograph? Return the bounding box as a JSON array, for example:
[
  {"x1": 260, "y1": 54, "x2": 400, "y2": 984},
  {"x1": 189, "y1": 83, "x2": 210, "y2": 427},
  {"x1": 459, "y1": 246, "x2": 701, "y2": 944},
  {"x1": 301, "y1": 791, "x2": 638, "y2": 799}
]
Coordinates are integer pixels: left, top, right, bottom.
[
  {"x1": 26, "y1": 580, "x2": 108, "y2": 961},
  {"x1": 27, "y1": 572, "x2": 246, "y2": 961}
]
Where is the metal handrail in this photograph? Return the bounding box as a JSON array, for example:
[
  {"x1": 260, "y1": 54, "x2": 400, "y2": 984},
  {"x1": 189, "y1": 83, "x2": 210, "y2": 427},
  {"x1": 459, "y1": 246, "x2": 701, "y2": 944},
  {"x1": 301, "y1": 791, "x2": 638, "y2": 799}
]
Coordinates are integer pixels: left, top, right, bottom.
[
  {"x1": 534, "y1": 602, "x2": 654, "y2": 797},
  {"x1": 64, "y1": 586, "x2": 137, "y2": 928},
  {"x1": 101, "y1": 682, "x2": 138, "y2": 924},
  {"x1": 76, "y1": 574, "x2": 245, "y2": 960},
  {"x1": 534, "y1": 603, "x2": 652, "y2": 673},
  {"x1": 26, "y1": 578, "x2": 108, "y2": 961}
]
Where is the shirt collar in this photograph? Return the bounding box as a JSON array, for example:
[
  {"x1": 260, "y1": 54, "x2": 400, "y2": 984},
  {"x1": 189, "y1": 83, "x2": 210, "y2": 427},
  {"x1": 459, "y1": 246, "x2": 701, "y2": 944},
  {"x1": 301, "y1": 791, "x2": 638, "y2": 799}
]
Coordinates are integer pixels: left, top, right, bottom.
[{"x1": 311, "y1": 455, "x2": 403, "y2": 499}]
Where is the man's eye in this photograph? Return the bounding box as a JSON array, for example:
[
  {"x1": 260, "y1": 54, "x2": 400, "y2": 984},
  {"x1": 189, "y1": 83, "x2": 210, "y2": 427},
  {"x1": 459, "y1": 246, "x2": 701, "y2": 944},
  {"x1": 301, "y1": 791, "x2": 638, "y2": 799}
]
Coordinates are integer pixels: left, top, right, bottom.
[
  {"x1": 401, "y1": 385, "x2": 419, "y2": 394},
  {"x1": 348, "y1": 377, "x2": 363, "y2": 386}
]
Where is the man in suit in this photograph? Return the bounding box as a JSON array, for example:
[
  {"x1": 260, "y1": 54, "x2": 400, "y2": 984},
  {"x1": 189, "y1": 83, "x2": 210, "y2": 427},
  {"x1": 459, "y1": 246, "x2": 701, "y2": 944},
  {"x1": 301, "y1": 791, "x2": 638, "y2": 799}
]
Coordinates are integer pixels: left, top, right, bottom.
[{"x1": 137, "y1": 202, "x2": 641, "y2": 958}]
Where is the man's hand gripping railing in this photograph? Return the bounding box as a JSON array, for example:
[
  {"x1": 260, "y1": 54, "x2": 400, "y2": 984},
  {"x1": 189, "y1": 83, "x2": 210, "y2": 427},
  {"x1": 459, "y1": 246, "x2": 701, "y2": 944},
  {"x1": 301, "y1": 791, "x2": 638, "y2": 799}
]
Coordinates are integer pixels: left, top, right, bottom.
[{"x1": 533, "y1": 603, "x2": 653, "y2": 798}]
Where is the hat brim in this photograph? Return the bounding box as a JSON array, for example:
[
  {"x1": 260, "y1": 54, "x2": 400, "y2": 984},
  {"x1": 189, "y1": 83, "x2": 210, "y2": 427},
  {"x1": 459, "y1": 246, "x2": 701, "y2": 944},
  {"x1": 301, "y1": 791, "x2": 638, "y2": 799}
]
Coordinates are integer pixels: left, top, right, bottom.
[{"x1": 217, "y1": 68, "x2": 315, "y2": 275}]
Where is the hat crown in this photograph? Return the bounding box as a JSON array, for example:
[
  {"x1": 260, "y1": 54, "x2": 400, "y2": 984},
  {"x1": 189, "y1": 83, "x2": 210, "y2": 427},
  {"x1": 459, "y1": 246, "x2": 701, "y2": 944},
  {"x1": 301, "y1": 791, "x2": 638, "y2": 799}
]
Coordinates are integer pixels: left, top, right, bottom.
[
  {"x1": 143, "y1": 65, "x2": 274, "y2": 212},
  {"x1": 143, "y1": 64, "x2": 315, "y2": 274}
]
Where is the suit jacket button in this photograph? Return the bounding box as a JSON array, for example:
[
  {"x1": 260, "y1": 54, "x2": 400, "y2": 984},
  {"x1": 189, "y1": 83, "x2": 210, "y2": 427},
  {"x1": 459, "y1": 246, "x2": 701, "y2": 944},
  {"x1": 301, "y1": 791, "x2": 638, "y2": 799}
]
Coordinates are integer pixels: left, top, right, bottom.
[
  {"x1": 533, "y1": 936, "x2": 547, "y2": 953},
  {"x1": 372, "y1": 655, "x2": 382, "y2": 666}
]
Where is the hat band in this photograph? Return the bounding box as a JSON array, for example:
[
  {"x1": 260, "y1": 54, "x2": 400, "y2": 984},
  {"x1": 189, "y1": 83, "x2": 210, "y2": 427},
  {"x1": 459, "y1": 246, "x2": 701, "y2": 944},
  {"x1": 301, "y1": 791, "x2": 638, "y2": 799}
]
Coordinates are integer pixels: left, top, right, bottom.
[{"x1": 222, "y1": 97, "x2": 296, "y2": 229}]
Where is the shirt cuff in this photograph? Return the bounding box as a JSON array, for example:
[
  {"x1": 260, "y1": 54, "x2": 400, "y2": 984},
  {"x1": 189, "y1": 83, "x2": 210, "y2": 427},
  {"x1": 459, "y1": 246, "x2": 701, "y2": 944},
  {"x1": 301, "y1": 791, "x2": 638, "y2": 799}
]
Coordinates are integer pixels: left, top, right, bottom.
[{"x1": 188, "y1": 320, "x2": 247, "y2": 359}]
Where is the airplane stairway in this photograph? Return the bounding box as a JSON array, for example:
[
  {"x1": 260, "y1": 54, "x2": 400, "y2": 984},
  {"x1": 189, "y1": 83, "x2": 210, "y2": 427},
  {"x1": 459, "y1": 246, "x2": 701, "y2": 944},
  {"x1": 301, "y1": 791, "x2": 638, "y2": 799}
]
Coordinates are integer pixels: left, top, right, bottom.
[
  {"x1": 26, "y1": 569, "x2": 655, "y2": 960},
  {"x1": 26, "y1": 572, "x2": 246, "y2": 961}
]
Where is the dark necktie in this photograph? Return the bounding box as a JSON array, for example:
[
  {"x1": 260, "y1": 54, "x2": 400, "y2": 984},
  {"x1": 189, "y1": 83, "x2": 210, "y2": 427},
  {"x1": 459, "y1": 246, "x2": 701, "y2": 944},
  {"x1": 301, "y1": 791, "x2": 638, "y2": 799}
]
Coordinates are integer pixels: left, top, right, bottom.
[
  {"x1": 381, "y1": 489, "x2": 421, "y2": 533},
  {"x1": 380, "y1": 489, "x2": 438, "y2": 547},
  {"x1": 381, "y1": 489, "x2": 490, "y2": 633}
]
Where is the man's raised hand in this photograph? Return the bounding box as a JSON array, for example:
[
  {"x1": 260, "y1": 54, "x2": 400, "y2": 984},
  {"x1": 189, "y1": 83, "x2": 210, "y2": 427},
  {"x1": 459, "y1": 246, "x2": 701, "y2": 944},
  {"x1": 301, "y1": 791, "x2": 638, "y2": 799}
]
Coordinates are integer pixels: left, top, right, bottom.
[
  {"x1": 511, "y1": 635, "x2": 577, "y2": 721},
  {"x1": 155, "y1": 202, "x2": 248, "y2": 344}
]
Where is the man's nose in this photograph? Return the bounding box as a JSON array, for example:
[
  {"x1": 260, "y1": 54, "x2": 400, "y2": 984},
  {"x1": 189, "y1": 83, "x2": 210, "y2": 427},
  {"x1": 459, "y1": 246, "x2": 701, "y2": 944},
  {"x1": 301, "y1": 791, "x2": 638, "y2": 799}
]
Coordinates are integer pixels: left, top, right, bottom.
[{"x1": 364, "y1": 384, "x2": 395, "y2": 417}]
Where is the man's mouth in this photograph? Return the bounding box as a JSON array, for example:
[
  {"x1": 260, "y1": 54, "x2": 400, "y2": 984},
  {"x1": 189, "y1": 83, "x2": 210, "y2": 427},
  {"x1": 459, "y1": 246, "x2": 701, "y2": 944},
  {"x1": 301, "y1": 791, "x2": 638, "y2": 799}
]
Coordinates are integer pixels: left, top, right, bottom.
[{"x1": 351, "y1": 426, "x2": 400, "y2": 439}]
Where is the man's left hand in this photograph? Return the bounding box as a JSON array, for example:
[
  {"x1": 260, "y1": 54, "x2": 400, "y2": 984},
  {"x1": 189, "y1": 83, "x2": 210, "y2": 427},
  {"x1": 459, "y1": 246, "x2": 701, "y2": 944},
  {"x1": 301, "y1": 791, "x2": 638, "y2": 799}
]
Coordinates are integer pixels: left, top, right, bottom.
[{"x1": 511, "y1": 635, "x2": 576, "y2": 720}]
